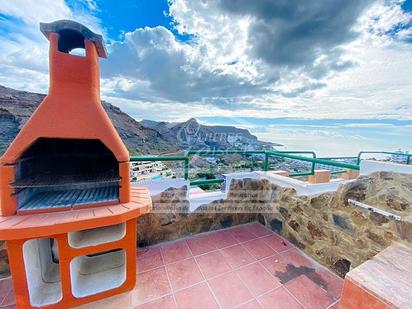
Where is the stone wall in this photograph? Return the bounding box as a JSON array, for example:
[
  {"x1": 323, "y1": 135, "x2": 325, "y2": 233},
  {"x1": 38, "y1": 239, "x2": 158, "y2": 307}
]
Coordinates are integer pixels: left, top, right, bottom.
[
  {"x1": 136, "y1": 178, "x2": 273, "y2": 246},
  {"x1": 137, "y1": 171, "x2": 412, "y2": 278},
  {"x1": 259, "y1": 171, "x2": 412, "y2": 276}
]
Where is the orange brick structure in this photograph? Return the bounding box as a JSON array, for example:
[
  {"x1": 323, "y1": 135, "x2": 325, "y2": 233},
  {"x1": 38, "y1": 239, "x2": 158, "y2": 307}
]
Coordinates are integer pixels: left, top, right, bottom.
[
  {"x1": 342, "y1": 169, "x2": 360, "y2": 180},
  {"x1": 0, "y1": 20, "x2": 151, "y2": 308},
  {"x1": 308, "y1": 169, "x2": 331, "y2": 184}
]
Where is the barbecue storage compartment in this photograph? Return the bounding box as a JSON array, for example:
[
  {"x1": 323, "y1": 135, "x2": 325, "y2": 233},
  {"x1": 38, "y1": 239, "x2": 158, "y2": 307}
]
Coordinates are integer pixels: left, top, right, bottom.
[{"x1": 0, "y1": 20, "x2": 152, "y2": 309}]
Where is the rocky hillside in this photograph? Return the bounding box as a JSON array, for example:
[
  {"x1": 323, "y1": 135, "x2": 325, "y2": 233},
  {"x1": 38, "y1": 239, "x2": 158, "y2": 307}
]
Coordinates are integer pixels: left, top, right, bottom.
[
  {"x1": 141, "y1": 118, "x2": 279, "y2": 150},
  {"x1": 0, "y1": 85, "x2": 277, "y2": 155},
  {"x1": 0, "y1": 85, "x2": 175, "y2": 155}
]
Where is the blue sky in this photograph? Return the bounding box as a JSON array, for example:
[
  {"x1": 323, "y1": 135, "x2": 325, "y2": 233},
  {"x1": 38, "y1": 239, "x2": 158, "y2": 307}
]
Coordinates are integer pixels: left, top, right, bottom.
[
  {"x1": 66, "y1": 0, "x2": 191, "y2": 41},
  {"x1": 0, "y1": 0, "x2": 411, "y2": 155}
]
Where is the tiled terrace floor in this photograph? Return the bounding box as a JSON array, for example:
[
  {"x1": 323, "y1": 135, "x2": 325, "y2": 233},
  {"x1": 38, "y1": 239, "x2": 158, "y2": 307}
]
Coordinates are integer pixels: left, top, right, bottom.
[{"x1": 0, "y1": 222, "x2": 343, "y2": 309}]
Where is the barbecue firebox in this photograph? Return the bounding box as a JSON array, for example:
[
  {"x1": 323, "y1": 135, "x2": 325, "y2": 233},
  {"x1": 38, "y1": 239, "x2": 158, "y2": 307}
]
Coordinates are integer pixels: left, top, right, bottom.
[
  {"x1": 13, "y1": 138, "x2": 120, "y2": 212},
  {"x1": 0, "y1": 20, "x2": 151, "y2": 308}
]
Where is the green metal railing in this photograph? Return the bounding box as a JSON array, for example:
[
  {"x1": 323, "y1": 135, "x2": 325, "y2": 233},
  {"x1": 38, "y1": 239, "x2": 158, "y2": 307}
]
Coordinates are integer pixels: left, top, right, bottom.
[
  {"x1": 185, "y1": 150, "x2": 267, "y2": 186},
  {"x1": 131, "y1": 150, "x2": 362, "y2": 186},
  {"x1": 267, "y1": 151, "x2": 359, "y2": 174},
  {"x1": 319, "y1": 156, "x2": 358, "y2": 161},
  {"x1": 130, "y1": 149, "x2": 412, "y2": 186},
  {"x1": 264, "y1": 151, "x2": 317, "y2": 176},
  {"x1": 356, "y1": 151, "x2": 412, "y2": 165}
]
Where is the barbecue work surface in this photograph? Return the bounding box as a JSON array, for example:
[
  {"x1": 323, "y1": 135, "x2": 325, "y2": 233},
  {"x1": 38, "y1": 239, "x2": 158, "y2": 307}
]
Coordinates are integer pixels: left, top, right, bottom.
[{"x1": 0, "y1": 186, "x2": 151, "y2": 240}]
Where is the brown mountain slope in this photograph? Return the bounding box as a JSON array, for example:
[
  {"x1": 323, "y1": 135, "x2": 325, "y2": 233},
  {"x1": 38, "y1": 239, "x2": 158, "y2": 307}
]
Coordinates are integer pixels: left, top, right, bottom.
[
  {"x1": 0, "y1": 85, "x2": 175, "y2": 155},
  {"x1": 0, "y1": 85, "x2": 278, "y2": 155}
]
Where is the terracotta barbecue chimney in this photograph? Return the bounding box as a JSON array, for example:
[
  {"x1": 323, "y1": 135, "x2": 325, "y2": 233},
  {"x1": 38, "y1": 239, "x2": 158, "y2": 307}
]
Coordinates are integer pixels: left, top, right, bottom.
[
  {"x1": 0, "y1": 20, "x2": 151, "y2": 308},
  {"x1": 1, "y1": 20, "x2": 131, "y2": 215}
]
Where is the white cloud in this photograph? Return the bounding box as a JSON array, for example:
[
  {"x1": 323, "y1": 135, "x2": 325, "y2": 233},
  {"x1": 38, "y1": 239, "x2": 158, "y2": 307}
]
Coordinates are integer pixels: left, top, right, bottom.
[
  {"x1": 0, "y1": 0, "x2": 103, "y2": 93},
  {"x1": 102, "y1": 0, "x2": 412, "y2": 119},
  {"x1": 0, "y1": 0, "x2": 411, "y2": 123},
  {"x1": 101, "y1": 25, "x2": 266, "y2": 103},
  {"x1": 0, "y1": 0, "x2": 71, "y2": 25}
]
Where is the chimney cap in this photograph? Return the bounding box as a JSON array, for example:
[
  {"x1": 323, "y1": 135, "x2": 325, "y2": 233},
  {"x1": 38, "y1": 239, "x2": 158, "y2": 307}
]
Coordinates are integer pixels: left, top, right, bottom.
[{"x1": 40, "y1": 19, "x2": 107, "y2": 58}]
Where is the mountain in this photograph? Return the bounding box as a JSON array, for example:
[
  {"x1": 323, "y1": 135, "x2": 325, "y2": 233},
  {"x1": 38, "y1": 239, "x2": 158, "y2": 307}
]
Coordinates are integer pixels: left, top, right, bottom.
[
  {"x1": 0, "y1": 85, "x2": 174, "y2": 155},
  {"x1": 142, "y1": 118, "x2": 280, "y2": 150},
  {"x1": 0, "y1": 85, "x2": 279, "y2": 155}
]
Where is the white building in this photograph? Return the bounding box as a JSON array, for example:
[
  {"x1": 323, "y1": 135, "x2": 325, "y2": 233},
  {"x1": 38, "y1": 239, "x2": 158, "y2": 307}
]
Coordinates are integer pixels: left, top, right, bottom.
[{"x1": 130, "y1": 161, "x2": 175, "y2": 181}]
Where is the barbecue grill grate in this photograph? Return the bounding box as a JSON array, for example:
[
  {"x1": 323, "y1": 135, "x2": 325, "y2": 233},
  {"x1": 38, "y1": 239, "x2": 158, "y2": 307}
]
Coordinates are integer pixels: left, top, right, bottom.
[
  {"x1": 11, "y1": 173, "x2": 120, "y2": 189},
  {"x1": 18, "y1": 185, "x2": 119, "y2": 211}
]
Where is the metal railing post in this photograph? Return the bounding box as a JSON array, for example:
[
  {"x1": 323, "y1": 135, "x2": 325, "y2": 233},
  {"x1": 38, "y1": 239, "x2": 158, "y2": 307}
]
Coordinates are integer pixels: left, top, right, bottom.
[
  {"x1": 263, "y1": 152, "x2": 269, "y2": 171},
  {"x1": 184, "y1": 157, "x2": 189, "y2": 180},
  {"x1": 357, "y1": 151, "x2": 363, "y2": 165}
]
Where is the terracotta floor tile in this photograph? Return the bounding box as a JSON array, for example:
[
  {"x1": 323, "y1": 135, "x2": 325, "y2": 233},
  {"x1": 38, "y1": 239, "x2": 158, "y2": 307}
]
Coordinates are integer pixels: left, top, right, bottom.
[
  {"x1": 0, "y1": 290, "x2": 15, "y2": 306},
  {"x1": 328, "y1": 301, "x2": 340, "y2": 309},
  {"x1": 1, "y1": 224, "x2": 348, "y2": 309},
  {"x1": 132, "y1": 267, "x2": 171, "y2": 306},
  {"x1": 262, "y1": 234, "x2": 291, "y2": 253},
  {"x1": 280, "y1": 248, "x2": 317, "y2": 268},
  {"x1": 78, "y1": 292, "x2": 131, "y2": 309},
  {"x1": 230, "y1": 226, "x2": 256, "y2": 243},
  {"x1": 221, "y1": 244, "x2": 255, "y2": 269},
  {"x1": 237, "y1": 300, "x2": 263, "y2": 309},
  {"x1": 196, "y1": 250, "x2": 231, "y2": 279},
  {"x1": 236, "y1": 262, "x2": 280, "y2": 297},
  {"x1": 209, "y1": 272, "x2": 253, "y2": 309},
  {"x1": 174, "y1": 282, "x2": 219, "y2": 309},
  {"x1": 260, "y1": 254, "x2": 289, "y2": 281},
  {"x1": 160, "y1": 240, "x2": 192, "y2": 264},
  {"x1": 186, "y1": 234, "x2": 217, "y2": 256},
  {"x1": 242, "y1": 238, "x2": 276, "y2": 260},
  {"x1": 261, "y1": 249, "x2": 327, "y2": 287},
  {"x1": 0, "y1": 278, "x2": 12, "y2": 303},
  {"x1": 258, "y1": 287, "x2": 303, "y2": 309},
  {"x1": 285, "y1": 275, "x2": 334, "y2": 309},
  {"x1": 166, "y1": 258, "x2": 204, "y2": 291},
  {"x1": 244, "y1": 223, "x2": 272, "y2": 237},
  {"x1": 209, "y1": 230, "x2": 239, "y2": 249},
  {"x1": 315, "y1": 267, "x2": 344, "y2": 300},
  {"x1": 135, "y1": 295, "x2": 176, "y2": 309},
  {"x1": 137, "y1": 247, "x2": 163, "y2": 273}
]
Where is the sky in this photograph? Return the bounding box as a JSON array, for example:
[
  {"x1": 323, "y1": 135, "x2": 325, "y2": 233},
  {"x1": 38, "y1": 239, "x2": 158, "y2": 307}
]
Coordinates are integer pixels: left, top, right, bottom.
[{"x1": 0, "y1": 0, "x2": 411, "y2": 156}]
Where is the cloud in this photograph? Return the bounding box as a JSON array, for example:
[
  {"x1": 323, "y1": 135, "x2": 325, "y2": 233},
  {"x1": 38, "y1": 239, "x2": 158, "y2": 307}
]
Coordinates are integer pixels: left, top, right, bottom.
[
  {"x1": 101, "y1": 0, "x2": 379, "y2": 104},
  {"x1": 0, "y1": 0, "x2": 71, "y2": 25},
  {"x1": 218, "y1": 0, "x2": 371, "y2": 68},
  {"x1": 102, "y1": 25, "x2": 267, "y2": 103},
  {"x1": 0, "y1": 0, "x2": 103, "y2": 92},
  {"x1": 0, "y1": 0, "x2": 411, "y2": 122}
]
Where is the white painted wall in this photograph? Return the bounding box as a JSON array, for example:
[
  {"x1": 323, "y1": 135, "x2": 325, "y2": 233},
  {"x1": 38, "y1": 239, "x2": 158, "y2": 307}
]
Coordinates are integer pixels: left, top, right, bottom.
[
  {"x1": 256, "y1": 171, "x2": 352, "y2": 196},
  {"x1": 360, "y1": 160, "x2": 412, "y2": 176},
  {"x1": 134, "y1": 178, "x2": 188, "y2": 197},
  {"x1": 70, "y1": 250, "x2": 126, "y2": 298},
  {"x1": 68, "y1": 223, "x2": 126, "y2": 248}
]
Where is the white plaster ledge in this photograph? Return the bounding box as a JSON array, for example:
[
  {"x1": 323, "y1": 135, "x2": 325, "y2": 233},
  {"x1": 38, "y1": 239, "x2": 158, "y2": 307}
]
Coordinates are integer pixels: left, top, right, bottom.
[{"x1": 360, "y1": 160, "x2": 412, "y2": 176}]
